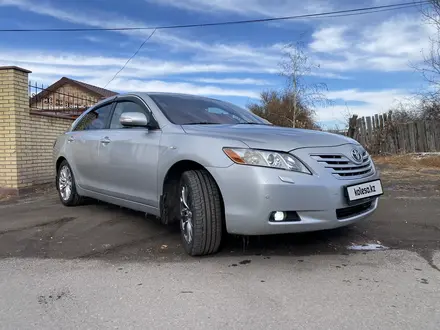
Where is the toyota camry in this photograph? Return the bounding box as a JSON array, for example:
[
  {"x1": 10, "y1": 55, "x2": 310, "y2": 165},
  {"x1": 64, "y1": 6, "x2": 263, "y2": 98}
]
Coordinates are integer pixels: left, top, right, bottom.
[{"x1": 53, "y1": 92, "x2": 383, "y2": 256}]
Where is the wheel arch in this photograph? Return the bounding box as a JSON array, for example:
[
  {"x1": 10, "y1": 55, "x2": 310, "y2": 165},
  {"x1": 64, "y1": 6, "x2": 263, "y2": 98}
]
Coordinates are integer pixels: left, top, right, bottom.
[
  {"x1": 55, "y1": 156, "x2": 68, "y2": 190},
  {"x1": 56, "y1": 156, "x2": 67, "y2": 173},
  {"x1": 159, "y1": 159, "x2": 225, "y2": 226}
]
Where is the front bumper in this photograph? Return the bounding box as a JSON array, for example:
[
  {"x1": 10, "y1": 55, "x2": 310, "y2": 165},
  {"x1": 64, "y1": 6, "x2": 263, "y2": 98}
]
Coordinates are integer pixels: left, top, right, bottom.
[{"x1": 207, "y1": 161, "x2": 380, "y2": 236}]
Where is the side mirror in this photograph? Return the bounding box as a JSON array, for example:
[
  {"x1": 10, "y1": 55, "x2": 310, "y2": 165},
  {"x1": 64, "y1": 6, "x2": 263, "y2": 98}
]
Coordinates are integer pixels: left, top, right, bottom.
[{"x1": 120, "y1": 112, "x2": 149, "y2": 127}]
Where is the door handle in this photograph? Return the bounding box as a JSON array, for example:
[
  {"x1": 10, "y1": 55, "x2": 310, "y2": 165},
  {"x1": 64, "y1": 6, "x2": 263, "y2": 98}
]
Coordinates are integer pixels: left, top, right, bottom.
[
  {"x1": 100, "y1": 136, "x2": 111, "y2": 145},
  {"x1": 67, "y1": 136, "x2": 75, "y2": 143}
]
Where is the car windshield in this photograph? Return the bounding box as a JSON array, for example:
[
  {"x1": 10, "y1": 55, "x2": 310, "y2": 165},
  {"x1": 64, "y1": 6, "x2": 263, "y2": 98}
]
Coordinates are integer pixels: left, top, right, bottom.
[{"x1": 149, "y1": 94, "x2": 271, "y2": 125}]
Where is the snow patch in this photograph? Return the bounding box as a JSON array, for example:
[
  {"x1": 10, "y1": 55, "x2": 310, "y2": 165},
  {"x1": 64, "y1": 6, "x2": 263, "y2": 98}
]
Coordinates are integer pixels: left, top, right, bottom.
[{"x1": 347, "y1": 243, "x2": 389, "y2": 251}]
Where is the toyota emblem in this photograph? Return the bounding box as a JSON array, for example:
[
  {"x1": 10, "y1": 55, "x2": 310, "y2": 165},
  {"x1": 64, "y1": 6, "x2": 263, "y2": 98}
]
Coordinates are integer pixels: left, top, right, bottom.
[{"x1": 351, "y1": 149, "x2": 363, "y2": 163}]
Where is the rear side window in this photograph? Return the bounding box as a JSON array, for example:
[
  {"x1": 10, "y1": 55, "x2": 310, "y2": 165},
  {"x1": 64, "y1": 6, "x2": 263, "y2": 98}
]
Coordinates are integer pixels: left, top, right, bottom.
[
  {"x1": 73, "y1": 103, "x2": 113, "y2": 131},
  {"x1": 110, "y1": 101, "x2": 147, "y2": 129}
]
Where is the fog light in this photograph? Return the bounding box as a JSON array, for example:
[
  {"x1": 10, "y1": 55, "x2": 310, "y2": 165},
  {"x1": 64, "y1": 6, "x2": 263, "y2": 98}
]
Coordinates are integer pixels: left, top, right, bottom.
[{"x1": 273, "y1": 211, "x2": 286, "y2": 222}]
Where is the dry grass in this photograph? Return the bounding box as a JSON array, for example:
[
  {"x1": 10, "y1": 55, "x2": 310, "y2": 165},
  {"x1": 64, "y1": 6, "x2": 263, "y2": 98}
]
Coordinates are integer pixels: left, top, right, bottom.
[{"x1": 373, "y1": 154, "x2": 440, "y2": 169}]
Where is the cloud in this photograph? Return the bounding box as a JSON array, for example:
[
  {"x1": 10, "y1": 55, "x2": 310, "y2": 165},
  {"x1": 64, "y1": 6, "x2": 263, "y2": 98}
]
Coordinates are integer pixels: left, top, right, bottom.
[
  {"x1": 2, "y1": 0, "x2": 432, "y2": 77},
  {"x1": 358, "y1": 15, "x2": 433, "y2": 59},
  {"x1": 326, "y1": 88, "x2": 409, "y2": 105},
  {"x1": 0, "y1": 47, "x2": 263, "y2": 99},
  {"x1": 0, "y1": 0, "x2": 278, "y2": 59},
  {"x1": 144, "y1": 0, "x2": 333, "y2": 17},
  {"x1": 0, "y1": 0, "x2": 124, "y2": 28},
  {"x1": 80, "y1": 35, "x2": 104, "y2": 43},
  {"x1": 86, "y1": 77, "x2": 260, "y2": 98},
  {"x1": 156, "y1": 34, "x2": 284, "y2": 69},
  {"x1": 0, "y1": 50, "x2": 279, "y2": 78},
  {"x1": 310, "y1": 13, "x2": 434, "y2": 73},
  {"x1": 0, "y1": 0, "x2": 184, "y2": 50},
  {"x1": 309, "y1": 26, "x2": 349, "y2": 52},
  {"x1": 0, "y1": 0, "x2": 288, "y2": 72},
  {"x1": 1, "y1": 0, "x2": 392, "y2": 81},
  {"x1": 316, "y1": 88, "x2": 413, "y2": 122},
  {"x1": 27, "y1": 73, "x2": 261, "y2": 99},
  {"x1": 308, "y1": 71, "x2": 353, "y2": 80},
  {"x1": 191, "y1": 78, "x2": 271, "y2": 85}
]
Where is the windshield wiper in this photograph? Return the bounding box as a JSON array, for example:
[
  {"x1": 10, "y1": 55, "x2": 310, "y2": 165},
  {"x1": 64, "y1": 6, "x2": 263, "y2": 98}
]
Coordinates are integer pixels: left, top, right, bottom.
[
  {"x1": 237, "y1": 122, "x2": 272, "y2": 125},
  {"x1": 181, "y1": 122, "x2": 222, "y2": 125},
  {"x1": 181, "y1": 121, "x2": 272, "y2": 126}
]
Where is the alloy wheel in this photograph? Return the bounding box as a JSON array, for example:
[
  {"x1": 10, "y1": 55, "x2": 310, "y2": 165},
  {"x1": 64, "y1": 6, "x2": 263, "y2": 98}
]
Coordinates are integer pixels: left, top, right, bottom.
[
  {"x1": 58, "y1": 165, "x2": 73, "y2": 201},
  {"x1": 180, "y1": 185, "x2": 193, "y2": 244}
]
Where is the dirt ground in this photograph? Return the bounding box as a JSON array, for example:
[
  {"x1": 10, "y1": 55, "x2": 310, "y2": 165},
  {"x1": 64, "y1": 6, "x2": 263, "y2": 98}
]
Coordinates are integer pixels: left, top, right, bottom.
[
  {"x1": 0, "y1": 161, "x2": 439, "y2": 267},
  {"x1": 1, "y1": 161, "x2": 439, "y2": 329}
]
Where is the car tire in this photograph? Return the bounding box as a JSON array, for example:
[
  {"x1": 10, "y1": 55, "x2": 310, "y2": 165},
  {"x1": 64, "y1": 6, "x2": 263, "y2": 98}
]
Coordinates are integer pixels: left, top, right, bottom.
[
  {"x1": 57, "y1": 160, "x2": 83, "y2": 206},
  {"x1": 179, "y1": 169, "x2": 223, "y2": 256}
]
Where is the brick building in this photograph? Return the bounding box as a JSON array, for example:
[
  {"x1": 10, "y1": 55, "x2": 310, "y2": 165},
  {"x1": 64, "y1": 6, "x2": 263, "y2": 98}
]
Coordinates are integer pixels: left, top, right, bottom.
[{"x1": 29, "y1": 76, "x2": 117, "y2": 118}]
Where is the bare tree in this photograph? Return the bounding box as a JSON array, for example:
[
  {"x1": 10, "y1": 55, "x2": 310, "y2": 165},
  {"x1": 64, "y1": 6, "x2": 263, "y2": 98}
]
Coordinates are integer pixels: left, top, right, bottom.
[
  {"x1": 385, "y1": 95, "x2": 440, "y2": 122},
  {"x1": 247, "y1": 89, "x2": 319, "y2": 129},
  {"x1": 279, "y1": 41, "x2": 333, "y2": 128},
  {"x1": 416, "y1": 1, "x2": 440, "y2": 94},
  {"x1": 412, "y1": 0, "x2": 440, "y2": 120}
]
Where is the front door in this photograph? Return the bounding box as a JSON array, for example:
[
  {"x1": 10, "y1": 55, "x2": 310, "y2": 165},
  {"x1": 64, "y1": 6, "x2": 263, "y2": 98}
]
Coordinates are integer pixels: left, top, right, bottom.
[
  {"x1": 97, "y1": 99, "x2": 162, "y2": 207},
  {"x1": 66, "y1": 102, "x2": 113, "y2": 192}
]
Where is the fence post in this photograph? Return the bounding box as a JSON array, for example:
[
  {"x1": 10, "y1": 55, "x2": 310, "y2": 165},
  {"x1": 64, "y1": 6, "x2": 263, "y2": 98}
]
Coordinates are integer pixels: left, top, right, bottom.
[
  {"x1": 347, "y1": 115, "x2": 358, "y2": 138},
  {"x1": 366, "y1": 116, "x2": 372, "y2": 148},
  {"x1": 0, "y1": 66, "x2": 33, "y2": 196},
  {"x1": 416, "y1": 120, "x2": 427, "y2": 152},
  {"x1": 435, "y1": 120, "x2": 440, "y2": 151}
]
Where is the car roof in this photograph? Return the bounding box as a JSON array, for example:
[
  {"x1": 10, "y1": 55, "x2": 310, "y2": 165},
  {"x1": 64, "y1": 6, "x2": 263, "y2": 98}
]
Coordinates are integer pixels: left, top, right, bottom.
[{"x1": 119, "y1": 92, "x2": 223, "y2": 103}]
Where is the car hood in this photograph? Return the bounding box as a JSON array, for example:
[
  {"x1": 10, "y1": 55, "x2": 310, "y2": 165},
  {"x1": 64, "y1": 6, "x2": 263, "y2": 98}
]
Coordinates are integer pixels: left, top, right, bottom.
[{"x1": 181, "y1": 124, "x2": 358, "y2": 151}]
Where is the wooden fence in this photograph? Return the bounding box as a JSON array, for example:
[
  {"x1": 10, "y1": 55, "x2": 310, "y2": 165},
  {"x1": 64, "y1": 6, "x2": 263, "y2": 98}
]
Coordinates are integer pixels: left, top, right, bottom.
[{"x1": 347, "y1": 111, "x2": 440, "y2": 154}]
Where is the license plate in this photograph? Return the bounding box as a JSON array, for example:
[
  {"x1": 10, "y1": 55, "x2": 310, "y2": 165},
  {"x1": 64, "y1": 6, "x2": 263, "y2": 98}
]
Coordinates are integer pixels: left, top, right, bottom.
[{"x1": 345, "y1": 179, "x2": 383, "y2": 202}]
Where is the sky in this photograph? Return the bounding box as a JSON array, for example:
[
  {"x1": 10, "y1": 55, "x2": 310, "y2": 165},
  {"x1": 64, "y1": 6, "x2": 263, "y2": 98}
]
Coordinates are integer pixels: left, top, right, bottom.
[{"x1": 0, "y1": 0, "x2": 435, "y2": 128}]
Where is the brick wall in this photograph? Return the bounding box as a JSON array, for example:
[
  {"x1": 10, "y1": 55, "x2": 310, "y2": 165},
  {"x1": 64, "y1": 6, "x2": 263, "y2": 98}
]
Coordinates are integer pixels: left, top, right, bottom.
[
  {"x1": 0, "y1": 66, "x2": 74, "y2": 195},
  {"x1": 29, "y1": 114, "x2": 72, "y2": 185}
]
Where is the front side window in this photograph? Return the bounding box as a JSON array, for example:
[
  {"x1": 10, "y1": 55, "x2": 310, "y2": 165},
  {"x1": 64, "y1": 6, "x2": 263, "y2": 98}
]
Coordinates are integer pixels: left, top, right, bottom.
[
  {"x1": 110, "y1": 101, "x2": 147, "y2": 129},
  {"x1": 148, "y1": 94, "x2": 269, "y2": 125},
  {"x1": 73, "y1": 103, "x2": 113, "y2": 131}
]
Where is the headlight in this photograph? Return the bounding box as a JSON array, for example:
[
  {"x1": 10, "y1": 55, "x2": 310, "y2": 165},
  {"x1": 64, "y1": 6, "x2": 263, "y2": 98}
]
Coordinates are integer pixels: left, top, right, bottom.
[{"x1": 223, "y1": 148, "x2": 311, "y2": 174}]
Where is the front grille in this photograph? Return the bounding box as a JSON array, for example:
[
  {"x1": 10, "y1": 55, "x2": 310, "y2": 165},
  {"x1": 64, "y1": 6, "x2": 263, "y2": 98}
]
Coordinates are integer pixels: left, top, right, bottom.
[
  {"x1": 336, "y1": 201, "x2": 373, "y2": 219},
  {"x1": 311, "y1": 151, "x2": 373, "y2": 179}
]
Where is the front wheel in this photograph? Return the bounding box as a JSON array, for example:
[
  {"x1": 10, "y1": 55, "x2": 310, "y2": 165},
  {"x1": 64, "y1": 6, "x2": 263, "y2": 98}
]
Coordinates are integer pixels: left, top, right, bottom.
[{"x1": 179, "y1": 170, "x2": 223, "y2": 256}]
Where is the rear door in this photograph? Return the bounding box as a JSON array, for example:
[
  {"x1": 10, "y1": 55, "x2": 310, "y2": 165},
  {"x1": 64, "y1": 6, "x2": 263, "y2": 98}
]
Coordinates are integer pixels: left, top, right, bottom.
[
  {"x1": 97, "y1": 97, "x2": 162, "y2": 207},
  {"x1": 65, "y1": 102, "x2": 114, "y2": 192}
]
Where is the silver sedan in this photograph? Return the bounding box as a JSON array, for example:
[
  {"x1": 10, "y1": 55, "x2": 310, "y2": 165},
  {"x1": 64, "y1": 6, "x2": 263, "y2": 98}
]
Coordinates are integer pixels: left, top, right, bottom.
[{"x1": 54, "y1": 92, "x2": 383, "y2": 256}]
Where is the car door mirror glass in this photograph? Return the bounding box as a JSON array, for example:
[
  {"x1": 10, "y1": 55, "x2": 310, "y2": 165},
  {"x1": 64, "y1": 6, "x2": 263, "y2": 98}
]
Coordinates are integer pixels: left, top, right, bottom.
[{"x1": 120, "y1": 112, "x2": 149, "y2": 127}]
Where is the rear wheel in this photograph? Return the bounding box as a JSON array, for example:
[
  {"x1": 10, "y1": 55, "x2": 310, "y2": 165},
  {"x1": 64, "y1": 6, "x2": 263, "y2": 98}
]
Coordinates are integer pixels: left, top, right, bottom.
[
  {"x1": 179, "y1": 170, "x2": 223, "y2": 256},
  {"x1": 57, "y1": 160, "x2": 83, "y2": 206}
]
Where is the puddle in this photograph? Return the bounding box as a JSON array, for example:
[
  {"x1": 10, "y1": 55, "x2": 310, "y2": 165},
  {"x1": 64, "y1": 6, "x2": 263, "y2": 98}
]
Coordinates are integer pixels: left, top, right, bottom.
[{"x1": 347, "y1": 243, "x2": 389, "y2": 251}]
